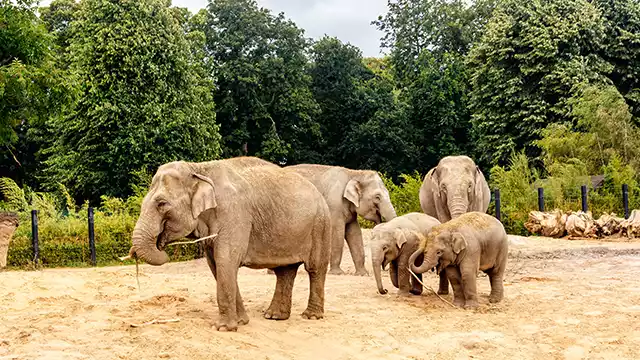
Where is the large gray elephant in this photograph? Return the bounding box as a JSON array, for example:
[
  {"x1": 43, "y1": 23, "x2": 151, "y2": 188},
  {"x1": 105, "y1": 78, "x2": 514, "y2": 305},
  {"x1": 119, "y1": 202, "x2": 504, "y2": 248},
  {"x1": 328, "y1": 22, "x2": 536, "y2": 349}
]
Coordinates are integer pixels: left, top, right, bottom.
[
  {"x1": 126, "y1": 156, "x2": 332, "y2": 332},
  {"x1": 418, "y1": 155, "x2": 491, "y2": 295},
  {"x1": 286, "y1": 164, "x2": 397, "y2": 276},
  {"x1": 369, "y1": 212, "x2": 441, "y2": 296}
]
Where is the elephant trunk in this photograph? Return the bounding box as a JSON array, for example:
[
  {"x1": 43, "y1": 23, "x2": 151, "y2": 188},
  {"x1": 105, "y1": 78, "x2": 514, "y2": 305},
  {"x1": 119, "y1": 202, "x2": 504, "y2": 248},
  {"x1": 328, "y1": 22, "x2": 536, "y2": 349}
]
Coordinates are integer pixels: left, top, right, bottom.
[
  {"x1": 409, "y1": 246, "x2": 434, "y2": 274},
  {"x1": 380, "y1": 196, "x2": 397, "y2": 222},
  {"x1": 131, "y1": 211, "x2": 170, "y2": 266},
  {"x1": 371, "y1": 245, "x2": 388, "y2": 295},
  {"x1": 448, "y1": 197, "x2": 469, "y2": 219}
]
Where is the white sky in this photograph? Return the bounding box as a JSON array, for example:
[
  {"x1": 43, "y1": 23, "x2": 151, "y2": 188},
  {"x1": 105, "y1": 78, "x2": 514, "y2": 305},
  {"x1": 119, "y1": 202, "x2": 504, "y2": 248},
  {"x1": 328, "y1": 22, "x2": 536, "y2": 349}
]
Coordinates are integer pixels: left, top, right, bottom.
[{"x1": 37, "y1": 0, "x2": 390, "y2": 57}]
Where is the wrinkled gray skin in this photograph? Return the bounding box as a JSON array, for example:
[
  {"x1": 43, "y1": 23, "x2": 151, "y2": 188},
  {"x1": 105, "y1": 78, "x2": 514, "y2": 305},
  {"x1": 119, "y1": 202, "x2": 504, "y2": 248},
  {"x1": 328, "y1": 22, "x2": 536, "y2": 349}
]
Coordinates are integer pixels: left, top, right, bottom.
[
  {"x1": 286, "y1": 164, "x2": 397, "y2": 276},
  {"x1": 419, "y1": 155, "x2": 491, "y2": 295},
  {"x1": 409, "y1": 212, "x2": 508, "y2": 309},
  {"x1": 127, "y1": 156, "x2": 331, "y2": 332},
  {"x1": 369, "y1": 212, "x2": 441, "y2": 296}
]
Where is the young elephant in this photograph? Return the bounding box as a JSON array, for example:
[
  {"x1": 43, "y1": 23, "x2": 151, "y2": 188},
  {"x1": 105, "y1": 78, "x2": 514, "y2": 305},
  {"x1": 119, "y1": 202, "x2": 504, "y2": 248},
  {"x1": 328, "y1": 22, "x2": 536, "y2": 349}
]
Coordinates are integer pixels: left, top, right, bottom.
[
  {"x1": 408, "y1": 212, "x2": 508, "y2": 309},
  {"x1": 126, "y1": 157, "x2": 331, "y2": 331},
  {"x1": 370, "y1": 212, "x2": 441, "y2": 296}
]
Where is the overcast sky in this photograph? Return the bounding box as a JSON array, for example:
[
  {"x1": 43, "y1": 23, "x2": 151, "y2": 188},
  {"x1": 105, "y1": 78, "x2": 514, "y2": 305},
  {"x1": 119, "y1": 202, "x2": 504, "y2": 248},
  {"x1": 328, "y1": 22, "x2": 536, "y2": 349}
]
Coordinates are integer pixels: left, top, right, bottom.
[{"x1": 38, "y1": 0, "x2": 390, "y2": 57}]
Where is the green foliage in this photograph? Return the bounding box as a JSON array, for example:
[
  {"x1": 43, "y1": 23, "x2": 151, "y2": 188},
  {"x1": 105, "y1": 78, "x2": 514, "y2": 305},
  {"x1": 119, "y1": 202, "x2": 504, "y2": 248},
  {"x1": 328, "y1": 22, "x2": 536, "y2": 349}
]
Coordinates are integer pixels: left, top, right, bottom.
[
  {"x1": 201, "y1": 0, "x2": 320, "y2": 164},
  {"x1": 468, "y1": 0, "x2": 611, "y2": 168},
  {"x1": 381, "y1": 172, "x2": 424, "y2": 216},
  {"x1": 43, "y1": 0, "x2": 222, "y2": 203},
  {"x1": 1, "y1": 177, "x2": 199, "y2": 269}
]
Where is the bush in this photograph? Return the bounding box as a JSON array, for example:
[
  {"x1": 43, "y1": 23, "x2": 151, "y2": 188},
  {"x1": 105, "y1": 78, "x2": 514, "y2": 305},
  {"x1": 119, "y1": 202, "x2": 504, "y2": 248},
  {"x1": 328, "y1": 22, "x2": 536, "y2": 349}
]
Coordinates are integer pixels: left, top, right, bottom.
[{"x1": 0, "y1": 178, "x2": 201, "y2": 269}]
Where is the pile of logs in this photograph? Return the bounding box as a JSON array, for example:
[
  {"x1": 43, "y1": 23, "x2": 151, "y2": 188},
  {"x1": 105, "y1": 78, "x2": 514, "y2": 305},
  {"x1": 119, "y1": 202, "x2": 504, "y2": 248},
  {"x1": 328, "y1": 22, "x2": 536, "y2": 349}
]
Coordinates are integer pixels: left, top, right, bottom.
[{"x1": 524, "y1": 209, "x2": 640, "y2": 239}]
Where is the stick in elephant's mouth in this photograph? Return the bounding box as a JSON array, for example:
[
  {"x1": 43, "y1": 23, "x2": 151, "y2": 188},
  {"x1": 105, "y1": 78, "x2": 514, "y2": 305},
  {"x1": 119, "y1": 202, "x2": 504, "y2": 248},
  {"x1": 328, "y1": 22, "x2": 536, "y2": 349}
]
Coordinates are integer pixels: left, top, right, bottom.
[{"x1": 118, "y1": 233, "x2": 219, "y2": 291}]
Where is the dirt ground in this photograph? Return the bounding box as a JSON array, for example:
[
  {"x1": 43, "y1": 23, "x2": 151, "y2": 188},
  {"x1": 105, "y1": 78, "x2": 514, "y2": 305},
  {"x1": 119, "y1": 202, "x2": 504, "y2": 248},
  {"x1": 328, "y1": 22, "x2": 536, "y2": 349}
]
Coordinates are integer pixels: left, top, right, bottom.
[{"x1": 1, "y1": 232, "x2": 640, "y2": 360}]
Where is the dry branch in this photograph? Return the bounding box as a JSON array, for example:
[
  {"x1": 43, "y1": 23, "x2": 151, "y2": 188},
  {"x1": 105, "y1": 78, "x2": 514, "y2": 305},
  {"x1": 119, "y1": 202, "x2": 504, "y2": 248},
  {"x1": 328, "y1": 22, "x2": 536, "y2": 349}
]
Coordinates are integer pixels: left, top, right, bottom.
[{"x1": 129, "y1": 318, "x2": 181, "y2": 328}]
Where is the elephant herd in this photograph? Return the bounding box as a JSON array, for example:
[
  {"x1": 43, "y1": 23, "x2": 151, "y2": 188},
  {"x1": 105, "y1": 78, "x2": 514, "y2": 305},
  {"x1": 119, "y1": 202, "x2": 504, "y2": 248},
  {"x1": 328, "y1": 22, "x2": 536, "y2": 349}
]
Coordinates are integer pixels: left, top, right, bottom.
[{"x1": 125, "y1": 155, "x2": 508, "y2": 332}]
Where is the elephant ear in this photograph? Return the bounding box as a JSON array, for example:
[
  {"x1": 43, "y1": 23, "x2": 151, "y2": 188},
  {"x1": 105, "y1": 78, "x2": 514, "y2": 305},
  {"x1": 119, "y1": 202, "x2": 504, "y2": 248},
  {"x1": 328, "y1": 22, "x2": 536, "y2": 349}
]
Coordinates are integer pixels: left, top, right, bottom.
[
  {"x1": 425, "y1": 167, "x2": 450, "y2": 221},
  {"x1": 451, "y1": 232, "x2": 467, "y2": 254},
  {"x1": 471, "y1": 166, "x2": 491, "y2": 212},
  {"x1": 191, "y1": 173, "x2": 218, "y2": 219},
  {"x1": 344, "y1": 179, "x2": 361, "y2": 207},
  {"x1": 394, "y1": 229, "x2": 408, "y2": 249}
]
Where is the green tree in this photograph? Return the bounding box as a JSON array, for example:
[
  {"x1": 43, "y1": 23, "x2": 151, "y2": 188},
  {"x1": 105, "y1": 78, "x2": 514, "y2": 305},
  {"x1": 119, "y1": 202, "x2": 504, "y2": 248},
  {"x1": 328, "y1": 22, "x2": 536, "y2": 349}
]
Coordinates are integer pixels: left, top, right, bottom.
[
  {"x1": 44, "y1": 0, "x2": 222, "y2": 203},
  {"x1": 594, "y1": 0, "x2": 640, "y2": 120},
  {"x1": 201, "y1": 0, "x2": 320, "y2": 164},
  {"x1": 0, "y1": 0, "x2": 76, "y2": 188},
  {"x1": 467, "y1": 0, "x2": 611, "y2": 167}
]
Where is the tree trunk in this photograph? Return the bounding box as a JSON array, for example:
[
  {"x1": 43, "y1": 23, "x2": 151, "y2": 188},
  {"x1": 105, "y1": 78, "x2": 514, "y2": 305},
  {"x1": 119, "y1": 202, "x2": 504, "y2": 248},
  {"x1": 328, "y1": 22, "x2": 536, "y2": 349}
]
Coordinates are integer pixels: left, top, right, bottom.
[{"x1": 0, "y1": 212, "x2": 19, "y2": 269}]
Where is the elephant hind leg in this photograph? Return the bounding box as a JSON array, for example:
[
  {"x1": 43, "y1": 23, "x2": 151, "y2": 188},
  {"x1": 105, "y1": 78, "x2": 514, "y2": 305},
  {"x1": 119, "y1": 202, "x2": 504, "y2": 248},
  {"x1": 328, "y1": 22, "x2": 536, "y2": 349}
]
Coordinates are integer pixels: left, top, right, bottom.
[
  {"x1": 264, "y1": 262, "x2": 301, "y2": 320},
  {"x1": 486, "y1": 265, "x2": 506, "y2": 304}
]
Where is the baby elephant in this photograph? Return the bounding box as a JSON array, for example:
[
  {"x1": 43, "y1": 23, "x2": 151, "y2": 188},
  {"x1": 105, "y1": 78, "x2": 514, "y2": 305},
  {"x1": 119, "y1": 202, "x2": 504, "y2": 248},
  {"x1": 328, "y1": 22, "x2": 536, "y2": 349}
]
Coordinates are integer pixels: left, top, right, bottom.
[
  {"x1": 370, "y1": 212, "x2": 441, "y2": 296},
  {"x1": 408, "y1": 212, "x2": 508, "y2": 309}
]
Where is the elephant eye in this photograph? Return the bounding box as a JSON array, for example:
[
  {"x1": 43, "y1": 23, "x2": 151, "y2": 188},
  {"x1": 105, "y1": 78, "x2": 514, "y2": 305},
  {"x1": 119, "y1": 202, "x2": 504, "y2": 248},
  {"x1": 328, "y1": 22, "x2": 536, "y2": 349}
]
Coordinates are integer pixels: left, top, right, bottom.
[
  {"x1": 157, "y1": 201, "x2": 169, "y2": 211},
  {"x1": 436, "y1": 250, "x2": 443, "y2": 255}
]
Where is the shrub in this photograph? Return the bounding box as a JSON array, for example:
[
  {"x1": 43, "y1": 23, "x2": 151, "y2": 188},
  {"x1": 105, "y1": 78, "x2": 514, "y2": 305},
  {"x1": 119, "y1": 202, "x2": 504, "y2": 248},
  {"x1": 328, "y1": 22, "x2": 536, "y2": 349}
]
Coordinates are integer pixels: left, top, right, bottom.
[{"x1": 0, "y1": 177, "x2": 201, "y2": 269}]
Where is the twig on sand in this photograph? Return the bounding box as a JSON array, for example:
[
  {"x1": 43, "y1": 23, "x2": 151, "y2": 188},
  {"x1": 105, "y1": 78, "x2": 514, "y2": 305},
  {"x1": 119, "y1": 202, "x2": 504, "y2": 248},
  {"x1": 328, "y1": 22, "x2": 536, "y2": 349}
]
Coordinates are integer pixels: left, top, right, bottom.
[
  {"x1": 407, "y1": 268, "x2": 456, "y2": 308},
  {"x1": 130, "y1": 318, "x2": 181, "y2": 328}
]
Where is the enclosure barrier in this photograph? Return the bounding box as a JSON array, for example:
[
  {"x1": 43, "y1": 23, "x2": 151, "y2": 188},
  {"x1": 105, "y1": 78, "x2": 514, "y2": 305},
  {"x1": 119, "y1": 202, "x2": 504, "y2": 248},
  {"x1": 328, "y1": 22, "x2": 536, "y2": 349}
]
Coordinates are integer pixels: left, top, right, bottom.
[{"x1": 23, "y1": 183, "x2": 633, "y2": 267}]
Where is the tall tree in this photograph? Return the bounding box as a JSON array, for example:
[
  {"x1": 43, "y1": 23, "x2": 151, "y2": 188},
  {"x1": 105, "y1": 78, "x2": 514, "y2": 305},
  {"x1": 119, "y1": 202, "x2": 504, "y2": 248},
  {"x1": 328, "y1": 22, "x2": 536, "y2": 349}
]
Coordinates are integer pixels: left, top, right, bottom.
[
  {"x1": 201, "y1": 0, "x2": 320, "y2": 164},
  {"x1": 0, "y1": 0, "x2": 76, "y2": 188},
  {"x1": 44, "y1": 0, "x2": 222, "y2": 203},
  {"x1": 467, "y1": 0, "x2": 611, "y2": 168},
  {"x1": 593, "y1": 0, "x2": 640, "y2": 120}
]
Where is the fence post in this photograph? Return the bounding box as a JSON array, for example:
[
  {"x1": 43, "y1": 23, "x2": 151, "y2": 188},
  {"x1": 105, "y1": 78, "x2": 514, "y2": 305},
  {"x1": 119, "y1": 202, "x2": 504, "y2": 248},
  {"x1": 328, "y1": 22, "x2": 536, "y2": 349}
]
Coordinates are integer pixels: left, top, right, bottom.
[
  {"x1": 622, "y1": 184, "x2": 629, "y2": 219},
  {"x1": 538, "y1": 188, "x2": 544, "y2": 212},
  {"x1": 88, "y1": 207, "x2": 96, "y2": 267},
  {"x1": 31, "y1": 210, "x2": 39, "y2": 265},
  {"x1": 581, "y1": 185, "x2": 588, "y2": 213},
  {"x1": 494, "y1": 189, "x2": 501, "y2": 221}
]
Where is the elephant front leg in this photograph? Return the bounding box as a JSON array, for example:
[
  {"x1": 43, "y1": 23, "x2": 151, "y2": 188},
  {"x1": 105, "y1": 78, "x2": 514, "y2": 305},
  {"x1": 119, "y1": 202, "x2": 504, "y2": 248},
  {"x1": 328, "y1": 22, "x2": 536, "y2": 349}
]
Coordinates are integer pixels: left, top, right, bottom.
[
  {"x1": 459, "y1": 261, "x2": 480, "y2": 309},
  {"x1": 328, "y1": 221, "x2": 346, "y2": 275},
  {"x1": 397, "y1": 255, "x2": 420, "y2": 296},
  {"x1": 445, "y1": 266, "x2": 465, "y2": 307},
  {"x1": 213, "y1": 262, "x2": 240, "y2": 331},
  {"x1": 264, "y1": 263, "x2": 301, "y2": 320},
  {"x1": 204, "y1": 245, "x2": 249, "y2": 326},
  {"x1": 345, "y1": 221, "x2": 368, "y2": 276},
  {"x1": 437, "y1": 270, "x2": 449, "y2": 295}
]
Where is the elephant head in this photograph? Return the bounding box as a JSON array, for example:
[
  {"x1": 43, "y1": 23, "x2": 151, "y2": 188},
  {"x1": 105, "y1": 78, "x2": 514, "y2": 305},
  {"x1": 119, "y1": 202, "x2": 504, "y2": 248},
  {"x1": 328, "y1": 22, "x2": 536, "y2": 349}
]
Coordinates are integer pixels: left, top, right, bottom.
[
  {"x1": 344, "y1": 171, "x2": 396, "y2": 224},
  {"x1": 409, "y1": 230, "x2": 466, "y2": 274},
  {"x1": 423, "y1": 156, "x2": 490, "y2": 221},
  {"x1": 129, "y1": 161, "x2": 221, "y2": 266},
  {"x1": 370, "y1": 227, "x2": 423, "y2": 295}
]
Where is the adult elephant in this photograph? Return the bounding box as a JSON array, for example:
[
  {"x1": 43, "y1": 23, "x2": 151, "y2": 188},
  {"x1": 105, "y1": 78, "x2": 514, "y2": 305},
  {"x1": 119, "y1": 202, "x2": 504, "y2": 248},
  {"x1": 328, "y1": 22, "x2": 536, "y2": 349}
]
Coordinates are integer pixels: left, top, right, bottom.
[
  {"x1": 419, "y1": 155, "x2": 491, "y2": 295},
  {"x1": 286, "y1": 164, "x2": 397, "y2": 276},
  {"x1": 126, "y1": 156, "x2": 332, "y2": 332}
]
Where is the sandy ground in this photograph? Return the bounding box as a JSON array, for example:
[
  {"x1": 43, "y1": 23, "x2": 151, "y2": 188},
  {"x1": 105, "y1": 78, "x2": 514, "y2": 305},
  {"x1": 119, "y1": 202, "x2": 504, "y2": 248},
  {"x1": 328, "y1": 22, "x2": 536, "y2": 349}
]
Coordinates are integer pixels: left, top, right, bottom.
[{"x1": 1, "y1": 232, "x2": 640, "y2": 360}]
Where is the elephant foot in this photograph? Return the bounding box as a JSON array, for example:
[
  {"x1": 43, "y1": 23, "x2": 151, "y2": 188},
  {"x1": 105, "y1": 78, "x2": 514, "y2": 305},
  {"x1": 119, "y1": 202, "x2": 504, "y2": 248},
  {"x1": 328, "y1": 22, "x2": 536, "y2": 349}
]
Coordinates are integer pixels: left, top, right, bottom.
[
  {"x1": 214, "y1": 319, "x2": 238, "y2": 332},
  {"x1": 301, "y1": 308, "x2": 324, "y2": 320},
  {"x1": 396, "y1": 290, "x2": 412, "y2": 297},
  {"x1": 409, "y1": 288, "x2": 423, "y2": 296},
  {"x1": 437, "y1": 289, "x2": 449, "y2": 295},
  {"x1": 452, "y1": 297, "x2": 465, "y2": 308},
  {"x1": 353, "y1": 268, "x2": 369, "y2": 276},
  {"x1": 489, "y1": 294, "x2": 503, "y2": 303},
  {"x1": 328, "y1": 267, "x2": 345, "y2": 275},
  {"x1": 464, "y1": 300, "x2": 479, "y2": 309},
  {"x1": 264, "y1": 307, "x2": 291, "y2": 320},
  {"x1": 238, "y1": 312, "x2": 250, "y2": 325}
]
